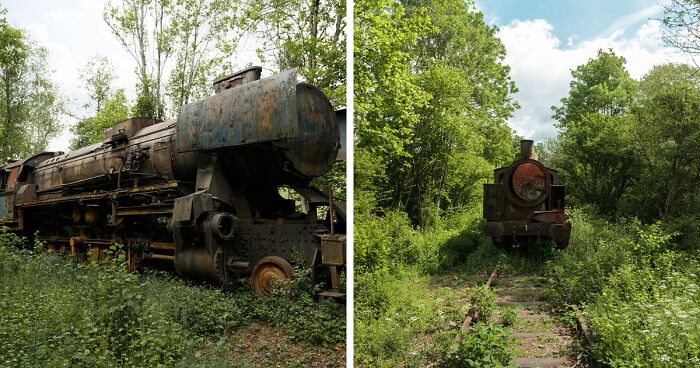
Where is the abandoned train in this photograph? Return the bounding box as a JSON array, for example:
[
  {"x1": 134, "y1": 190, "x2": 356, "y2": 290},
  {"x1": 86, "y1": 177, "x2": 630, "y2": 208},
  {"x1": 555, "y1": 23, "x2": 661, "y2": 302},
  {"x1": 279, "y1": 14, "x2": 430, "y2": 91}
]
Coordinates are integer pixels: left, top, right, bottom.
[
  {"x1": 0, "y1": 67, "x2": 346, "y2": 297},
  {"x1": 483, "y1": 140, "x2": 571, "y2": 248}
]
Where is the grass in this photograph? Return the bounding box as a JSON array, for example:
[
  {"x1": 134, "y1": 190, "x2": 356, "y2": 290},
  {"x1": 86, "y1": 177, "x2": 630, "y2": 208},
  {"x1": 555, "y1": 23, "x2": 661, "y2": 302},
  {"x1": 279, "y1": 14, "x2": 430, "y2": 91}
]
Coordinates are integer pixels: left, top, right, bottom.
[{"x1": 0, "y1": 231, "x2": 345, "y2": 367}]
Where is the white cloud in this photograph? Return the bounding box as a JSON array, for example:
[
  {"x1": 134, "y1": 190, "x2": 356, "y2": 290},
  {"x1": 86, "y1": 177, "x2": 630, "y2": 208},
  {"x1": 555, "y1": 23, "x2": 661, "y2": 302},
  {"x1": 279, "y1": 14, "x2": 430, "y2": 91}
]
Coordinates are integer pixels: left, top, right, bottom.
[
  {"x1": 498, "y1": 18, "x2": 690, "y2": 141},
  {"x1": 602, "y1": 3, "x2": 662, "y2": 37}
]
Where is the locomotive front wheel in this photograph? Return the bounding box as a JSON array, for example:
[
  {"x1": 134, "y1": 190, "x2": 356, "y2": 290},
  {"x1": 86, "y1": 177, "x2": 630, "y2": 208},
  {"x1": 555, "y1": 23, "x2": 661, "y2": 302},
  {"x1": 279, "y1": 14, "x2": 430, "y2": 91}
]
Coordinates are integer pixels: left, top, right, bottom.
[{"x1": 250, "y1": 256, "x2": 293, "y2": 295}]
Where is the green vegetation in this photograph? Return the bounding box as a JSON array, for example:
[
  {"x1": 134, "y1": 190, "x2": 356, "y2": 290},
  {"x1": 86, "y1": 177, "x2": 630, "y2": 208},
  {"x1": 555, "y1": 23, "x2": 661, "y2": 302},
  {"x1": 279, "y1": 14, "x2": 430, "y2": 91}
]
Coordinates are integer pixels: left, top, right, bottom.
[
  {"x1": 354, "y1": 209, "x2": 536, "y2": 366},
  {"x1": 500, "y1": 308, "x2": 517, "y2": 327},
  {"x1": 545, "y1": 208, "x2": 700, "y2": 367},
  {"x1": 537, "y1": 19, "x2": 700, "y2": 365},
  {"x1": 355, "y1": 2, "x2": 700, "y2": 368},
  {"x1": 0, "y1": 8, "x2": 64, "y2": 161},
  {"x1": 439, "y1": 323, "x2": 511, "y2": 368},
  {"x1": 0, "y1": 231, "x2": 344, "y2": 367},
  {"x1": 470, "y1": 285, "x2": 497, "y2": 324}
]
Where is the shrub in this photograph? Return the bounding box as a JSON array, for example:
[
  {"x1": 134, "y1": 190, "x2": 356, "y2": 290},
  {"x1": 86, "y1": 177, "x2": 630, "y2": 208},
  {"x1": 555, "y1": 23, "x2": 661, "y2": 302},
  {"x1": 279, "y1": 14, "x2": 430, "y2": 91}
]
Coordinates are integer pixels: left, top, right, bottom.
[
  {"x1": 354, "y1": 210, "x2": 414, "y2": 273},
  {"x1": 470, "y1": 285, "x2": 496, "y2": 323},
  {"x1": 501, "y1": 307, "x2": 517, "y2": 327},
  {"x1": 545, "y1": 207, "x2": 700, "y2": 367},
  {"x1": 354, "y1": 267, "x2": 465, "y2": 367},
  {"x1": 586, "y1": 253, "x2": 700, "y2": 367},
  {"x1": 439, "y1": 323, "x2": 512, "y2": 368},
  {"x1": 0, "y1": 235, "x2": 345, "y2": 367}
]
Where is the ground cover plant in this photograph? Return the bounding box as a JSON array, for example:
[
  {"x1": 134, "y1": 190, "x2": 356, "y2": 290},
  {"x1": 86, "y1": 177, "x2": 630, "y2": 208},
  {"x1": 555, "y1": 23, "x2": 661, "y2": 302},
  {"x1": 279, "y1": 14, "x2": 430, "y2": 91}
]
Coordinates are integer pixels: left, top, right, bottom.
[
  {"x1": 0, "y1": 230, "x2": 345, "y2": 367},
  {"x1": 354, "y1": 208, "x2": 542, "y2": 367},
  {"x1": 545, "y1": 208, "x2": 700, "y2": 367}
]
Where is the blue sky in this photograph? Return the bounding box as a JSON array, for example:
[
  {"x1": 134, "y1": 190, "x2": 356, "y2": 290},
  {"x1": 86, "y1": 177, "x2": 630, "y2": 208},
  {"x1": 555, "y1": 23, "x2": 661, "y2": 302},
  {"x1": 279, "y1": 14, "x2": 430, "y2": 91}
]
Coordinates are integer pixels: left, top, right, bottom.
[
  {"x1": 478, "y1": 0, "x2": 662, "y2": 42},
  {"x1": 474, "y1": 0, "x2": 686, "y2": 141}
]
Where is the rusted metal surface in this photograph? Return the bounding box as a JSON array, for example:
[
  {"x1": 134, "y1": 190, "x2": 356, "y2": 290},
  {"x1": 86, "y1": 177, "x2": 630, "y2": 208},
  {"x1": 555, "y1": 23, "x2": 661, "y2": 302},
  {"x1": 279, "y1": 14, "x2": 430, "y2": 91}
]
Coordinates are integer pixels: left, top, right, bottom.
[
  {"x1": 213, "y1": 66, "x2": 262, "y2": 93},
  {"x1": 103, "y1": 117, "x2": 159, "y2": 140},
  {"x1": 175, "y1": 69, "x2": 339, "y2": 180},
  {"x1": 320, "y1": 235, "x2": 346, "y2": 266},
  {"x1": 250, "y1": 256, "x2": 293, "y2": 294},
  {"x1": 483, "y1": 140, "x2": 571, "y2": 248},
  {"x1": 512, "y1": 162, "x2": 546, "y2": 201},
  {"x1": 517, "y1": 139, "x2": 538, "y2": 161},
  {"x1": 532, "y1": 210, "x2": 566, "y2": 223},
  {"x1": 0, "y1": 67, "x2": 345, "y2": 298}
]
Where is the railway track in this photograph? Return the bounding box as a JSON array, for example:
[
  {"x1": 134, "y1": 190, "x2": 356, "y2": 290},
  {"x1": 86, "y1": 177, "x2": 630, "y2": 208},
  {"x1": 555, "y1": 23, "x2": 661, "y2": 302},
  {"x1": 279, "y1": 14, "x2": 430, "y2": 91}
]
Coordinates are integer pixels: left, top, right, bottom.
[{"x1": 458, "y1": 267, "x2": 581, "y2": 368}]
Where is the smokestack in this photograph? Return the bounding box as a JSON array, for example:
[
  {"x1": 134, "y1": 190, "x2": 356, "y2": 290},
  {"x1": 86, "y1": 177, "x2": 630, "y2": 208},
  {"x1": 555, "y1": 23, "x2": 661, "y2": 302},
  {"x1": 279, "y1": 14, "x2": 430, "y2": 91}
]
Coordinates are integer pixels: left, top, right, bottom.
[
  {"x1": 519, "y1": 140, "x2": 538, "y2": 161},
  {"x1": 213, "y1": 66, "x2": 263, "y2": 94}
]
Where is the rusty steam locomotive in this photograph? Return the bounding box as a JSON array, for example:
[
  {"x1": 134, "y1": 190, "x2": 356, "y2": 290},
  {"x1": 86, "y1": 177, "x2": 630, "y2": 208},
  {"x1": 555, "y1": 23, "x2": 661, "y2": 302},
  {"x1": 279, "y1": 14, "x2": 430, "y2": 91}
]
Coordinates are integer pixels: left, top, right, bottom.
[
  {"x1": 483, "y1": 140, "x2": 571, "y2": 248},
  {"x1": 0, "y1": 67, "x2": 346, "y2": 297}
]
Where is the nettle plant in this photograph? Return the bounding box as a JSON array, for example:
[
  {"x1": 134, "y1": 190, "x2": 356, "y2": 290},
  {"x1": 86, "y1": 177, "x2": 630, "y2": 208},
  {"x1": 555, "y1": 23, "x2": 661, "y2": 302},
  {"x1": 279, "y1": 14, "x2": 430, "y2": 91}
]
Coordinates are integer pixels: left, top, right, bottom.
[{"x1": 440, "y1": 323, "x2": 512, "y2": 368}]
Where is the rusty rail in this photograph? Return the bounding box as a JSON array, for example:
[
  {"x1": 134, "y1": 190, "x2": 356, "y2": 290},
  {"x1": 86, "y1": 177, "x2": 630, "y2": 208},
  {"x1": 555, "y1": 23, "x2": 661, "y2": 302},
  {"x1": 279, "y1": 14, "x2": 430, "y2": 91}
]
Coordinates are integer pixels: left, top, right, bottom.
[{"x1": 456, "y1": 267, "x2": 498, "y2": 342}]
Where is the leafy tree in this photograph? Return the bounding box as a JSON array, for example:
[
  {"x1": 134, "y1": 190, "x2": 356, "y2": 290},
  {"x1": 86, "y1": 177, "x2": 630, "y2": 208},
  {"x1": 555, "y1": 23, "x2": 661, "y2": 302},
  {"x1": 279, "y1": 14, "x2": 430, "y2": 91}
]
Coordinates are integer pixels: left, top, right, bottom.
[
  {"x1": 79, "y1": 55, "x2": 116, "y2": 114},
  {"x1": 355, "y1": 0, "x2": 517, "y2": 226},
  {"x1": 104, "y1": 0, "x2": 177, "y2": 119},
  {"x1": 241, "y1": 0, "x2": 346, "y2": 105},
  {"x1": 354, "y1": 0, "x2": 431, "y2": 212},
  {"x1": 166, "y1": 0, "x2": 239, "y2": 111},
  {"x1": 70, "y1": 90, "x2": 130, "y2": 149},
  {"x1": 0, "y1": 14, "x2": 63, "y2": 161},
  {"x1": 630, "y1": 63, "x2": 700, "y2": 221},
  {"x1": 551, "y1": 49, "x2": 638, "y2": 218},
  {"x1": 534, "y1": 137, "x2": 559, "y2": 168},
  {"x1": 404, "y1": 0, "x2": 518, "y2": 225},
  {"x1": 105, "y1": 0, "x2": 251, "y2": 117}
]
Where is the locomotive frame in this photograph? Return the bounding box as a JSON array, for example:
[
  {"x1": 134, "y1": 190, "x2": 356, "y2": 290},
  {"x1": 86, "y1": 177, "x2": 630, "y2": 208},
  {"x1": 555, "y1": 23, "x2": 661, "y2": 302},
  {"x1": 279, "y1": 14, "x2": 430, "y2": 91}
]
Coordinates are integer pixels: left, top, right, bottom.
[{"x1": 0, "y1": 66, "x2": 346, "y2": 298}]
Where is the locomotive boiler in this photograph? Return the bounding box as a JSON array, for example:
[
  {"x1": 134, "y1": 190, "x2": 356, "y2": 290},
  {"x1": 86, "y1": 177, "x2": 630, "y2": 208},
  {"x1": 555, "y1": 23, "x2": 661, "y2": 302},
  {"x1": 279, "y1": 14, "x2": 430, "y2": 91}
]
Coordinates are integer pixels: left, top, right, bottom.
[
  {"x1": 483, "y1": 140, "x2": 571, "y2": 248},
  {"x1": 0, "y1": 67, "x2": 346, "y2": 297}
]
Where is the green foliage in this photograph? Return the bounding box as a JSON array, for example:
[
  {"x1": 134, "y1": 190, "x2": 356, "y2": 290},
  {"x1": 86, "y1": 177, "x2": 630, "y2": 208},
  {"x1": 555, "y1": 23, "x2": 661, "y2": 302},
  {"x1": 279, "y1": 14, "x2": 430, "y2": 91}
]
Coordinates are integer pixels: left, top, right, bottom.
[
  {"x1": 501, "y1": 307, "x2": 517, "y2": 327},
  {"x1": 629, "y1": 63, "x2": 700, "y2": 222},
  {"x1": 70, "y1": 89, "x2": 130, "y2": 149},
  {"x1": 551, "y1": 49, "x2": 638, "y2": 218},
  {"x1": 132, "y1": 82, "x2": 161, "y2": 119},
  {"x1": 236, "y1": 267, "x2": 345, "y2": 346},
  {"x1": 545, "y1": 208, "x2": 700, "y2": 367},
  {"x1": 0, "y1": 235, "x2": 344, "y2": 367},
  {"x1": 587, "y1": 254, "x2": 700, "y2": 367},
  {"x1": 354, "y1": 210, "x2": 414, "y2": 274},
  {"x1": 354, "y1": 206, "x2": 487, "y2": 274},
  {"x1": 546, "y1": 208, "x2": 675, "y2": 306},
  {"x1": 166, "y1": 0, "x2": 239, "y2": 111},
  {"x1": 354, "y1": 267, "x2": 467, "y2": 367},
  {"x1": 439, "y1": 323, "x2": 512, "y2": 368},
  {"x1": 354, "y1": 0, "x2": 431, "y2": 161},
  {"x1": 242, "y1": 0, "x2": 346, "y2": 106},
  {"x1": 355, "y1": 0, "x2": 517, "y2": 226},
  {"x1": 79, "y1": 55, "x2": 116, "y2": 114},
  {"x1": 549, "y1": 55, "x2": 700, "y2": 225},
  {"x1": 470, "y1": 285, "x2": 496, "y2": 323},
  {"x1": 0, "y1": 18, "x2": 63, "y2": 161}
]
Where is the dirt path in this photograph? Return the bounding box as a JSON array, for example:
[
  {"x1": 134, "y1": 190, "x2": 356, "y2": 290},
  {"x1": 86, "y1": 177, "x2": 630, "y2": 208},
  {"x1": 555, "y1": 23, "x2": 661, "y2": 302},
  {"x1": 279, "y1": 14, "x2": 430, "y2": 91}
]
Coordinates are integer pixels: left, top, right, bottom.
[{"x1": 491, "y1": 275, "x2": 579, "y2": 368}]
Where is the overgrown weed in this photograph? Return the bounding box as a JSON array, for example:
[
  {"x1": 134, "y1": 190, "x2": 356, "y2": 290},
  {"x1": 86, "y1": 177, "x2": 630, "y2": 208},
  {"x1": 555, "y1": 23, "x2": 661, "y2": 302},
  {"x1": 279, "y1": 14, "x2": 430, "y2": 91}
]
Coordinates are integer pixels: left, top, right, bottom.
[{"x1": 0, "y1": 229, "x2": 344, "y2": 367}]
